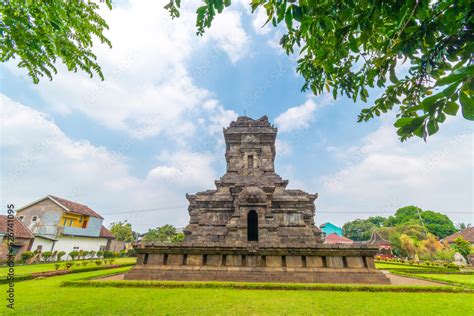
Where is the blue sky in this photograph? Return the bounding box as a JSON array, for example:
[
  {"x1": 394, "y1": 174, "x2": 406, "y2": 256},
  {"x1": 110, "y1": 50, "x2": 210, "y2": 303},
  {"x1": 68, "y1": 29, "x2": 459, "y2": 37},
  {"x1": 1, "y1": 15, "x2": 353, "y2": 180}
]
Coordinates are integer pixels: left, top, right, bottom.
[{"x1": 1, "y1": 0, "x2": 472, "y2": 232}]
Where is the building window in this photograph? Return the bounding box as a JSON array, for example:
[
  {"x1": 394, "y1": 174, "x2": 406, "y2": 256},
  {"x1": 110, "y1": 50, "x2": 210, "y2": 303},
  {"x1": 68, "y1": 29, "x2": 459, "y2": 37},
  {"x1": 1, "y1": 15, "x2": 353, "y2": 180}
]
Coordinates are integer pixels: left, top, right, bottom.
[
  {"x1": 69, "y1": 219, "x2": 73, "y2": 227},
  {"x1": 63, "y1": 218, "x2": 68, "y2": 226},
  {"x1": 79, "y1": 217, "x2": 82, "y2": 223},
  {"x1": 288, "y1": 213, "x2": 299, "y2": 225},
  {"x1": 73, "y1": 247, "x2": 79, "y2": 251},
  {"x1": 247, "y1": 210, "x2": 258, "y2": 241},
  {"x1": 248, "y1": 155, "x2": 254, "y2": 169},
  {"x1": 36, "y1": 245, "x2": 43, "y2": 252},
  {"x1": 32, "y1": 216, "x2": 38, "y2": 222}
]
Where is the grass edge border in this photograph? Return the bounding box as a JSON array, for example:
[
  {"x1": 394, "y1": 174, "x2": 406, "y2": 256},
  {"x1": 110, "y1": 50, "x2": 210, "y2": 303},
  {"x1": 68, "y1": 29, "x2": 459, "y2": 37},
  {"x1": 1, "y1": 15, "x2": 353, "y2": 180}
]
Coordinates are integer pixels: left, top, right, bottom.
[{"x1": 60, "y1": 278, "x2": 473, "y2": 293}]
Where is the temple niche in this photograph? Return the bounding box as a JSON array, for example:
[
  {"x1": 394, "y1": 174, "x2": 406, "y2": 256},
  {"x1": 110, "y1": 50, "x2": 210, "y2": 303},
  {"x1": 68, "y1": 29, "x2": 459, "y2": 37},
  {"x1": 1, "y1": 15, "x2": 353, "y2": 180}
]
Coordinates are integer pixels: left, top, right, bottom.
[
  {"x1": 183, "y1": 115, "x2": 323, "y2": 247},
  {"x1": 125, "y1": 116, "x2": 390, "y2": 284}
]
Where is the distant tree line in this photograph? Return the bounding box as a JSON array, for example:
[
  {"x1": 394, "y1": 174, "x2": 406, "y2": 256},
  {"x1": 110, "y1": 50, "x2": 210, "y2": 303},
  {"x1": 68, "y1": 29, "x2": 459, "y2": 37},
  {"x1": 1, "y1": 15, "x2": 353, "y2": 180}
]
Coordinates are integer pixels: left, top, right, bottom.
[{"x1": 342, "y1": 206, "x2": 472, "y2": 260}]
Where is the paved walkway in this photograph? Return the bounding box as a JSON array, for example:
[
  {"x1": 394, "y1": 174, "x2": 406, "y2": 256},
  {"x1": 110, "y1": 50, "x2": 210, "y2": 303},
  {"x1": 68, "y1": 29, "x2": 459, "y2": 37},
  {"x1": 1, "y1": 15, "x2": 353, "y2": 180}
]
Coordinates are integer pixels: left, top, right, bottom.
[
  {"x1": 384, "y1": 272, "x2": 447, "y2": 286},
  {"x1": 98, "y1": 273, "x2": 125, "y2": 281}
]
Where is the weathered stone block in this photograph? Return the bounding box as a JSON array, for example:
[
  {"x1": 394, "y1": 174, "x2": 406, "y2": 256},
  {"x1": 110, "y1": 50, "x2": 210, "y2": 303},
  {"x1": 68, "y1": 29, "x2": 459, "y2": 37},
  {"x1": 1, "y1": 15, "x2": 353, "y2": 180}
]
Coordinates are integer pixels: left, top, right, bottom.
[
  {"x1": 226, "y1": 255, "x2": 242, "y2": 266},
  {"x1": 306, "y1": 256, "x2": 323, "y2": 268},
  {"x1": 245, "y1": 255, "x2": 259, "y2": 267},
  {"x1": 137, "y1": 253, "x2": 145, "y2": 264},
  {"x1": 286, "y1": 256, "x2": 303, "y2": 267},
  {"x1": 167, "y1": 254, "x2": 183, "y2": 266},
  {"x1": 326, "y1": 256, "x2": 344, "y2": 268},
  {"x1": 365, "y1": 256, "x2": 375, "y2": 268},
  {"x1": 186, "y1": 255, "x2": 202, "y2": 266},
  {"x1": 346, "y1": 256, "x2": 365, "y2": 268},
  {"x1": 266, "y1": 256, "x2": 282, "y2": 267},
  {"x1": 206, "y1": 255, "x2": 222, "y2": 266},
  {"x1": 148, "y1": 254, "x2": 164, "y2": 265}
]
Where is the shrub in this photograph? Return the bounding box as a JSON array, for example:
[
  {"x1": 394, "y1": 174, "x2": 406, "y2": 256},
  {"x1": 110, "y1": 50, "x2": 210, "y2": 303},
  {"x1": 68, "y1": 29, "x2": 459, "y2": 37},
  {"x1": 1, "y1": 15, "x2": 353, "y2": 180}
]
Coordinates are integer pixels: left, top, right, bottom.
[
  {"x1": 82, "y1": 261, "x2": 89, "y2": 267},
  {"x1": 103, "y1": 251, "x2": 114, "y2": 258},
  {"x1": 110, "y1": 259, "x2": 115, "y2": 265},
  {"x1": 41, "y1": 251, "x2": 53, "y2": 262},
  {"x1": 21, "y1": 251, "x2": 34, "y2": 263},
  {"x1": 127, "y1": 248, "x2": 137, "y2": 257},
  {"x1": 89, "y1": 250, "x2": 96, "y2": 259},
  {"x1": 54, "y1": 264, "x2": 61, "y2": 271},
  {"x1": 57, "y1": 251, "x2": 66, "y2": 261},
  {"x1": 95, "y1": 260, "x2": 102, "y2": 266},
  {"x1": 452, "y1": 236, "x2": 471, "y2": 259},
  {"x1": 65, "y1": 262, "x2": 73, "y2": 269},
  {"x1": 68, "y1": 250, "x2": 80, "y2": 260},
  {"x1": 96, "y1": 250, "x2": 104, "y2": 258}
]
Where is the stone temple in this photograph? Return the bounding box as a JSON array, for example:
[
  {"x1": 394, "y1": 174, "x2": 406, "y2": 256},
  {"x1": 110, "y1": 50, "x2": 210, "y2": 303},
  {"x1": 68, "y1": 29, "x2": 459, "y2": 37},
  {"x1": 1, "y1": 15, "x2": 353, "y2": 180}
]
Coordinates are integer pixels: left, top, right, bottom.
[{"x1": 125, "y1": 116, "x2": 389, "y2": 284}]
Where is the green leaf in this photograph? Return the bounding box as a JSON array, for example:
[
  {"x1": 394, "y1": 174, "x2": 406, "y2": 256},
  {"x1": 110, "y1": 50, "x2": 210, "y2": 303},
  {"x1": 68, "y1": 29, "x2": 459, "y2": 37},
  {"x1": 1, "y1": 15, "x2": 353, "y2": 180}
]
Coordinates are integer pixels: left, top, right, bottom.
[
  {"x1": 285, "y1": 9, "x2": 293, "y2": 30},
  {"x1": 460, "y1": 92, "x2": 474, "y2": 120},
  {"x1": 436, "y1": 73, "x2": 464, "y2": 86},
  {"x1": 394, "y1": 117, "x2": 414, "y2": 128},
  {"x1": 421, "y1": 93, "x2": 443, "y2": 112},
  {"x1": 349, "y1": 36, "x2": 359, "y2": 53},
  {"x1": 291, "y1": 5, "x2": 302, "y2": 22},
  {"x1": 444, "y1": 101, "x2": 459, "y2": 116},
  {"x1": 427, "y1": 119, "x2": 439, "y2": 136}
]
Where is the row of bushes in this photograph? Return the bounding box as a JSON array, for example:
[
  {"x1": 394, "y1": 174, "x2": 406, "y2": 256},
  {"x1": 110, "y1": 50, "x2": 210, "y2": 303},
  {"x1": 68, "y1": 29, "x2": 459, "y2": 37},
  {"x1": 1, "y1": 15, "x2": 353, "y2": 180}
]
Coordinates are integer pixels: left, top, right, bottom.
[
  {"x1": 60, "y1": 280, "x2": 472, "y2": 293},
  {"x1": 21, "y1": 249, "x2": 135, "y2": 263},
  {"x1": 54, "y1": 259, "x2": 117, "y2": 271},
  {"x1": 375, "y1": 256, "x2": 460, "y2": 269},
  {"x1": 0, "y1": 261, "x2": 135, "y2": 284}
]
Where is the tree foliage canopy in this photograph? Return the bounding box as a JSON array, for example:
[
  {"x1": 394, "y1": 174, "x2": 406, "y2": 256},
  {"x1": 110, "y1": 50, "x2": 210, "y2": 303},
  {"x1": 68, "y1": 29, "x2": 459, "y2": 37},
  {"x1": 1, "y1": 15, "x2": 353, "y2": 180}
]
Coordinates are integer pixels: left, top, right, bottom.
[
  {"x1": 385, "y1": 205, "x2": 456, "y2": 238},
  {"x1": 342, "y1": 216, "x2": 386, "y2": 241},
  {"x1": 167, "y1": 0, "x2": 473, "y2": 140},
  {"x1": 0, "y1": 0, "x2": 112, "y2": 83},
  {"x1": 142, "y1": 224, "x2": 184, "y2": 243},
  {"x1": 109, "y1": 221, "x2": 134, "y2": 242}
]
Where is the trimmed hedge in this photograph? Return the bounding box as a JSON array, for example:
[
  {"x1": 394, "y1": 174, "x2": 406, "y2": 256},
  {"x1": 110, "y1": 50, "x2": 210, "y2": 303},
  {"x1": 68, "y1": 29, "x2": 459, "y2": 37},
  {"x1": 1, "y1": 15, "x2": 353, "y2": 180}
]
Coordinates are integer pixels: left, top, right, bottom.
[
  {"x1": 60, "y1": 280, "x2": 473, "y2": 293},
  {"x1": 0, "y1": 262, "x2": 134, "y2": 285},
  {"x1": 384, "y1": 268, "x2": 465, "y2": 274},
  {"x1": 375, "y1": 261, "x2": 460, "y2": 271}
]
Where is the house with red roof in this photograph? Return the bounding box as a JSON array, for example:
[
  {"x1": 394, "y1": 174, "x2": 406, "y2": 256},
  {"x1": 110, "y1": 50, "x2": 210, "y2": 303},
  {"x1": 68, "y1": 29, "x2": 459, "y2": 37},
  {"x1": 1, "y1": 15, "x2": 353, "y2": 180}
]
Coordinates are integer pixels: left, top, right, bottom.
[
  {"x1": 324, "y1": 233, "x2": 354, "y2": 244},
  {"x1": 0, "y1": 215, "x2": 34, "y2": 262},
  {"x1": 443, "y1": 227, "x2": 474, "y2": 245},
  {"x1": 16, "y1": 195, "x2": 115, "y2": 257}
]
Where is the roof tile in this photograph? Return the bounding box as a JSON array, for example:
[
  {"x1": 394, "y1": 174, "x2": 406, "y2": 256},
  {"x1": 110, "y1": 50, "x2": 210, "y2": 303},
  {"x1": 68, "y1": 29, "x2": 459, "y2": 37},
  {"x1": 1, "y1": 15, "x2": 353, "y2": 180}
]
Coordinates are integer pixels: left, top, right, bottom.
[{"x1": 0, "y1": 215, "x2": 34, "y2": 239}]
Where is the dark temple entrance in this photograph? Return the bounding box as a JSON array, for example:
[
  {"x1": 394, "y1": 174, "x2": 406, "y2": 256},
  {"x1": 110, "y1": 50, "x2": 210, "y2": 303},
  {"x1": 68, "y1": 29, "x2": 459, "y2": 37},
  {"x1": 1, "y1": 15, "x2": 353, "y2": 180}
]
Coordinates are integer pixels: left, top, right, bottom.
[{"x1": 247, "y1": 210, "x2": 258, "y2": 241}]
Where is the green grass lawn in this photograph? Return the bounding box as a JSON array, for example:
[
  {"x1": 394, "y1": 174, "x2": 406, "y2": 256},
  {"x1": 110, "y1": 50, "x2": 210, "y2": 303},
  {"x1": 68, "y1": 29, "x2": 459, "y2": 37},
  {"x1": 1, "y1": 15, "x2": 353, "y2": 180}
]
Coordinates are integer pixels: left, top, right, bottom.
[
  {"x1": 1, "y1": 268, "x2": 473, "y2": 315},
  {"x1": 414, "y1": 274, "x2": 474, "y2": 288},
  {"x1": 0, "y1": 257, "x2": 136, "y2": 276}
]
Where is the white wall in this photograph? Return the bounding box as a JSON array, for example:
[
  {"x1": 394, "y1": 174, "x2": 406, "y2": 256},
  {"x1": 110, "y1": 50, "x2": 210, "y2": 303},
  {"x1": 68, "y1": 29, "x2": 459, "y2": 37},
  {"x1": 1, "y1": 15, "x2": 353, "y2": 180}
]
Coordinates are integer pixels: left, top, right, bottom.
[
  {"x1": 31, "y1": 237, "x2": 55, "y2": 252},
  {"x1": 53, "y1": 236, "x2": 109, "y2": 258}
]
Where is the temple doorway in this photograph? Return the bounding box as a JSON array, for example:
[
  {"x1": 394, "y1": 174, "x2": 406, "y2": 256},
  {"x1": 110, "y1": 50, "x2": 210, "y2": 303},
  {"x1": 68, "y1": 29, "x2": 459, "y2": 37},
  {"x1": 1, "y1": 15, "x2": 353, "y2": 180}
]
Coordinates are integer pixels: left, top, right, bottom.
[{"x1": 247, "y1": 210, "x2": 258, "y2": 241}]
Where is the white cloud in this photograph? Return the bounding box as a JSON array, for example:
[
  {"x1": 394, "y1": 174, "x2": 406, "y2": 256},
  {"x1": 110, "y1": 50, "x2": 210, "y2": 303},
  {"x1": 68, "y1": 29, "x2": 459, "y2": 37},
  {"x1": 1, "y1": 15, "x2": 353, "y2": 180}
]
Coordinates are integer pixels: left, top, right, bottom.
[
  {"x1": 206, "y1": 10, "x2": 250, "y2": 63},
  {"x1": 275, "y1": 99, "x2": 318, "y2": 133},
  {"x1": 0, "y1": 94, "x2": 219, "y2": 232},
  {"x1": 252, "y1": 8, "x2": 271, "y2": 35},
  {"x1": 275, "y1": 139, "x2": 292, "y2": 156},
  {"x1": 3, "y1": 0, "x2": 248, "y2": 141},
  {"x1": 317, "y1": 119, "x2": 474, "y2": 225}
]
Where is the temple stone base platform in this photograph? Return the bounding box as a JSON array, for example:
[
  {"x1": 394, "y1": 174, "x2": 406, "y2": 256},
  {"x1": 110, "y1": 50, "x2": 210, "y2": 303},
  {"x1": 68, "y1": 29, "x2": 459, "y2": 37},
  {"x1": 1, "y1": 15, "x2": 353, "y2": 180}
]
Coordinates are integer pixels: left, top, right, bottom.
[{"x1": 124, "y1": 244, "x2": 390, "y2": 284}]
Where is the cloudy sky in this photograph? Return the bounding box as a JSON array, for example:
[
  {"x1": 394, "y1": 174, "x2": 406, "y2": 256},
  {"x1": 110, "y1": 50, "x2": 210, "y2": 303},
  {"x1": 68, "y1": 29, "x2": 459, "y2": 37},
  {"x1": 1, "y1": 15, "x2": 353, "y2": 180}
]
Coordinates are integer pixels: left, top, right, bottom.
[{"x1": 1, "y1": 0, "x2": 472, "y2": 232}]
